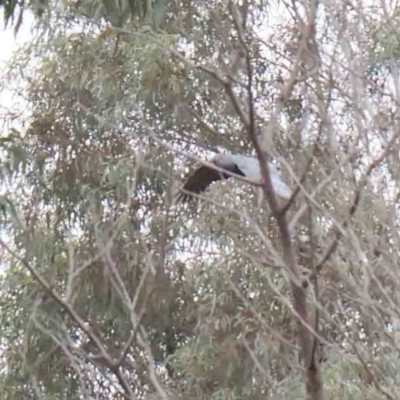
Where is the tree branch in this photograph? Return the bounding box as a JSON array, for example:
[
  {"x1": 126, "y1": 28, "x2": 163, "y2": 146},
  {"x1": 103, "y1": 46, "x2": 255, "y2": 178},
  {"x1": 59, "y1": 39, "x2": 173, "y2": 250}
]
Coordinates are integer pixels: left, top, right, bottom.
[{"x1": 0, "y1": 239, "x2": 136, "y2": 399}]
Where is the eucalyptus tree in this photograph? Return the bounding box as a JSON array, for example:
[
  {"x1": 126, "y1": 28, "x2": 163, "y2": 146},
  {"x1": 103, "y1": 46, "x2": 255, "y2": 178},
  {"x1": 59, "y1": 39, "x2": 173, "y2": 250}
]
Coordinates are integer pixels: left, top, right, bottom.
[{"x1": 2, "y1": 1, "x2": 400, "y2": 400}]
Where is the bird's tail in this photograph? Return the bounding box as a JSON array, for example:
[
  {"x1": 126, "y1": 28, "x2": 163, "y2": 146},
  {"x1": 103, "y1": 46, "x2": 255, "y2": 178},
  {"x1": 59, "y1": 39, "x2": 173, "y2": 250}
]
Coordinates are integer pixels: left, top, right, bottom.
[{"x1": 272, "y1": 178, "x2": 291, "y2": 199}]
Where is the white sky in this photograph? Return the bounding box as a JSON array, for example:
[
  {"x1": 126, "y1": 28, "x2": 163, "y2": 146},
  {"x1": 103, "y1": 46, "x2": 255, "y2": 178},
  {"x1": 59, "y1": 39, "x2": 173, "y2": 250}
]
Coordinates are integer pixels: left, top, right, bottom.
[
  {"x1": 0, "y1": 10, "x2": 34, "y2": 62},
  {"x1": 0, "y1": 10, "x2": 34, "y2": 117}
]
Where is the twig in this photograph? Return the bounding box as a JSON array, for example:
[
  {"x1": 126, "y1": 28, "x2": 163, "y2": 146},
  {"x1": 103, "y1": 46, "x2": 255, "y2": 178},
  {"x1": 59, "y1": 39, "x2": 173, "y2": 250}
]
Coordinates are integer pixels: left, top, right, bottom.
[
  {"x1": 315, "y1": 128, "x2": 400, "y2": 273},
  {"x1": 350, "y1": 342, "x2": 395, "y2": 400},
  {"x1": 0, "y1": 239, "x2": 136, "y2": 399}
]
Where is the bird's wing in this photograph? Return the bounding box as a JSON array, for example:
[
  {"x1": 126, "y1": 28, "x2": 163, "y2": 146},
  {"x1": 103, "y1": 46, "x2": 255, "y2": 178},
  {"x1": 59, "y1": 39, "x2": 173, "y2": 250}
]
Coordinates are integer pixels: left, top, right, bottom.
[
  {"x1": 229, "y1": 154, "x2": 261, "y2": 180},
  {"x1": 177, "y1": 165, "x2": 226, "y2": 202},
  {"x1": 232, "y1": 155, "x2": 291, "y2": 199}
]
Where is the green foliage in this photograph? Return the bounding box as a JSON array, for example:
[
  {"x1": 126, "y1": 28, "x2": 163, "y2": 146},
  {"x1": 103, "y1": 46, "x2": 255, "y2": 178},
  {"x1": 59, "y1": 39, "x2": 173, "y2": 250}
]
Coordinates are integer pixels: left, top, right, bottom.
[
  {"x1": 2, "y1": 1, "x2": 400, "y2": 399},
  {"x1": 1, "y1": 0, "x2": 25, "y2": 28}
]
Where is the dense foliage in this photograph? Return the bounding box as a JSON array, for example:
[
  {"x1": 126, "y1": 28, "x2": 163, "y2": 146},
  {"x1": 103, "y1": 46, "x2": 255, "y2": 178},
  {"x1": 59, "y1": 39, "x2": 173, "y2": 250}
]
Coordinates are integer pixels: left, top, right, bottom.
[{"x1": 2, "y1": 1, "x2": 400, "y2": 399}]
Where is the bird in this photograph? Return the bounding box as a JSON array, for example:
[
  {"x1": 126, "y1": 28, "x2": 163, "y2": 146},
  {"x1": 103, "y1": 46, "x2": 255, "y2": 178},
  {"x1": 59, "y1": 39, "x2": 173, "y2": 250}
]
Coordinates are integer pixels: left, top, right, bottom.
[{"x1": 178, "y1": 153, "x2": 291, "y2": 202}]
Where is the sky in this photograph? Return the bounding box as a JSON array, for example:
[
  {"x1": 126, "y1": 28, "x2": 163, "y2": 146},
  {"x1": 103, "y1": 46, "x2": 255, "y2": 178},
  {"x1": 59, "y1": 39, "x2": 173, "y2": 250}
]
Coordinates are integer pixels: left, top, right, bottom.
[
  {"x1": 0, "y1": 10, "x2": 34, "y2": 117},
  {"x1": 0, "y1": 10, "x2": 35, "y2": 254},
  {"x1": 0, "y1": 10, "x2": 34, "y2": 63}
]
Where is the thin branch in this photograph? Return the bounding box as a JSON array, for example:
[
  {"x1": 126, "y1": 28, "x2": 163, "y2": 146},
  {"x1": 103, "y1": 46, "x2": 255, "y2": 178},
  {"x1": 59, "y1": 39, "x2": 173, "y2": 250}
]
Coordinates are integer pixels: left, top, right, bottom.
[
  {"x1": 315, "y1": 128, "x2": 400, "y2": 273},
  {"x1": 350, "y1": 342, "x2": 396, "y2": 400},
  {"x1": 0, "y1": 239, "x2": 136, "y2": 399}
]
